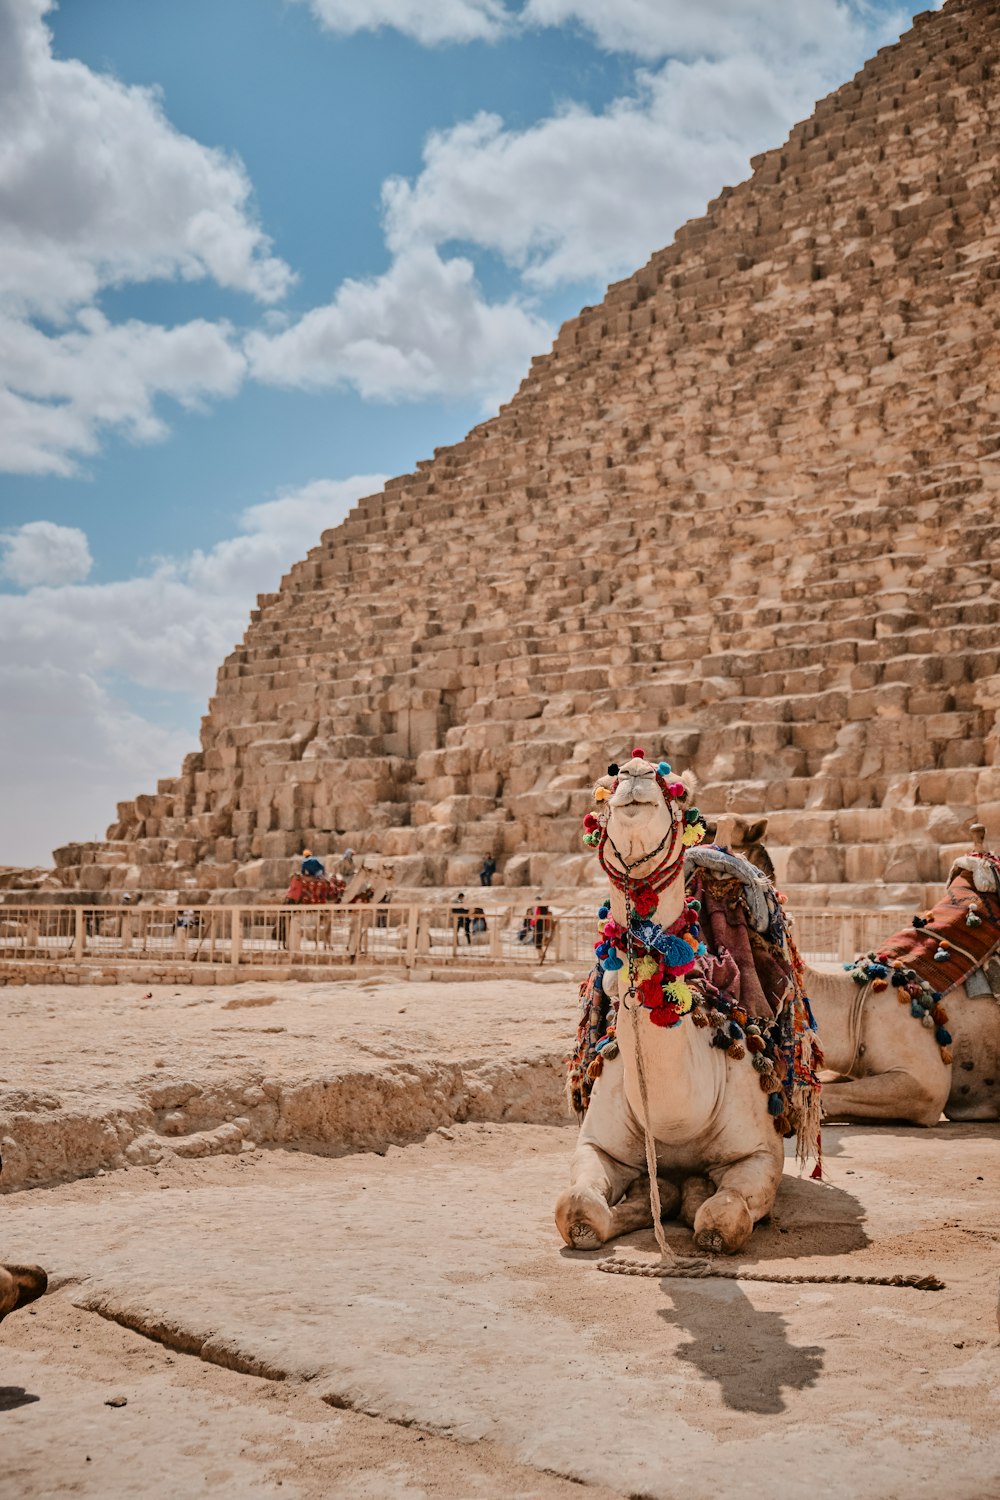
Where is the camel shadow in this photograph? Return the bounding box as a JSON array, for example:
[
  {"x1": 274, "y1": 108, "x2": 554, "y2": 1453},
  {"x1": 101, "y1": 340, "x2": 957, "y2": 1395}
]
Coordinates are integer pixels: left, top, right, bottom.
[
  {"x1": 658, "y1": 1280, "x2": 824, "y2": 1413},
  {"x1": 0, "y1": 1386, "x2": 40, "y2": 1411},
  {"x1": 594, "y1": 1175, "x2": 868, "y2": 1413}
]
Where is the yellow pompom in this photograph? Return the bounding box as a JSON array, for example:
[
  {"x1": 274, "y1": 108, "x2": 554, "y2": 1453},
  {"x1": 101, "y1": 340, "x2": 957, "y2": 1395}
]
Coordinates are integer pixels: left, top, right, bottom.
[
  {"x1": 682, "y1": 823, "x2": 703, "y2": 846},
  {"x1": 664, "y1": 979, "x2": 694, "y2": 1014},
  {"x1": 635, "y1": 954, "x2": 659, "y2": 983},
  {"x1": 594, "y1": 785, "x2": 610, "y2": 802}
]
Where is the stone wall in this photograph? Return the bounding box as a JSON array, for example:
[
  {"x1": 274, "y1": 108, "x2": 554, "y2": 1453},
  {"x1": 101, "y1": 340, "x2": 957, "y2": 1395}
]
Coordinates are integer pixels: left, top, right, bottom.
[{"x1": 51, "y1": 0, "x2": 1000, "y2": 909}]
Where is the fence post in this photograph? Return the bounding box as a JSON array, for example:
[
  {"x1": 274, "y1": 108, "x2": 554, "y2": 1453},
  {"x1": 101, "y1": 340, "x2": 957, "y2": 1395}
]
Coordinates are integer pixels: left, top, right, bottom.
[
  {"x1": 231, "y1": 908, "x2": 242, "y2": 971},
  {"x1": 405, "y1": 904, "x2": 419, "y2": 969},
  {"x1": 490, "y1": 909, "x2": 502, "y2": 959},
  {"x1": 74, "y1": 906, "x2": 84, "y2": 962}
]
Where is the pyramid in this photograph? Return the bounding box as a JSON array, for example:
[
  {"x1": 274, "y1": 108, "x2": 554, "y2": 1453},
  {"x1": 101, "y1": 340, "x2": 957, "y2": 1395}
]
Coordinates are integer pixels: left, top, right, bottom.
[{"x1": 54, "y1": 0, "x2": 1000, "y2": 910}]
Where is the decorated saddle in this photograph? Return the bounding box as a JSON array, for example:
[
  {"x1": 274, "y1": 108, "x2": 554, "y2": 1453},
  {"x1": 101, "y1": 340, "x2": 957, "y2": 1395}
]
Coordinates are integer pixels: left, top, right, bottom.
[
  {"x1": 842, "y1": 851, "x2": 1000, "y2": 1064},
  {"x1": 284, "y1": 874, "x2": 344, "y2": 905},
  {"x1": 568, "y1": 845, "x2": 823, "y2": 1169}
]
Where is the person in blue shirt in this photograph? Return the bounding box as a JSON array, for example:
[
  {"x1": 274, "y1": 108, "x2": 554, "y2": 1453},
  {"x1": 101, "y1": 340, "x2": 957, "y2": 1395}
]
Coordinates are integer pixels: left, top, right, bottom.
[{"x1": 300, "y1": 849, "x2": 325, "y2": 876}]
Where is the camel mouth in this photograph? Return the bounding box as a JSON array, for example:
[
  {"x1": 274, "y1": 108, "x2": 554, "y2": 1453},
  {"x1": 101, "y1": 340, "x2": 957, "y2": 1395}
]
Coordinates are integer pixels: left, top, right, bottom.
[{"x1": 610, "y1": 777, "x2": 662, "y2": 810}]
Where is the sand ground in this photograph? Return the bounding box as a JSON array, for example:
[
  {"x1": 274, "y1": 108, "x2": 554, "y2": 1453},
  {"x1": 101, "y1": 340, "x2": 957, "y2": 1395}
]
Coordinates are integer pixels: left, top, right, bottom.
[{"x1": 2, "y1": 979, "x2": 999, "y2": 1500}]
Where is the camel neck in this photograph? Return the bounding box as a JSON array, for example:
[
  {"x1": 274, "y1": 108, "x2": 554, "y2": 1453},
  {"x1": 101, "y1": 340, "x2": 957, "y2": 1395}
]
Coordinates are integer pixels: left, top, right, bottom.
[{"x1": 607, "y1": 877, "x2": 685, "y2": 930}]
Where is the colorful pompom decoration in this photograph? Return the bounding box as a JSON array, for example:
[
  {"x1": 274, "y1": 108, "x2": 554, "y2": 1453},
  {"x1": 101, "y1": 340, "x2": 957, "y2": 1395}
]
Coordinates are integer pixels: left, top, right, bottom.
[
  {"x1": 607, "y1": 763, "x2": 619, "y2": 776},
  {"x1": 631, "y1": 747, "x2": 645, "y2": 759},
  {"x1": 657, "y1": 761, "x2": 671, "y2": 777},
  {"x1": 966, "y1": 908, "x2": 982, "y2": 927},
  {"x1": 934, "y1": 946, "x2": 949, "y2": 962}
]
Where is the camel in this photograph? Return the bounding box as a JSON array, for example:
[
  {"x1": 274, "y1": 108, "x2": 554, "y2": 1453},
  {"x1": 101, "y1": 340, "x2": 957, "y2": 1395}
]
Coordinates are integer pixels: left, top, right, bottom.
[
  {"x1": 0, "y1": 1263, "x2": 46, "y2": 1324},
  {"x1": 805, "y1": 826, "x2": 1000, "y2": 1126},
  {"x1": 705, "y1": 815, "x2": 775, "y2": 881},
  {"x1": 555, "y1": 753, "x2": 821, "y2": 1256}
]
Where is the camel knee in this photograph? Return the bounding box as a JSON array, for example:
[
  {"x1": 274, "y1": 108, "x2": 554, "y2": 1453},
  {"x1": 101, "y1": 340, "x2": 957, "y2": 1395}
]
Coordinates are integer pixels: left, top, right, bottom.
[
  {"x1": 693, "y1": 1188, "x2": 754, "y2": 1256},
  {"x1": 555, "y1": 1185, "x2": 615, "y2": 1250}
]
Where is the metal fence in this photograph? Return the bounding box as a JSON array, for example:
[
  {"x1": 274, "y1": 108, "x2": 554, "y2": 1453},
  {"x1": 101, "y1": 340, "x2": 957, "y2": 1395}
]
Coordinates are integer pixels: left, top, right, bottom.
[{"x1": 0, "y1": 902, "x2": 902, "y2": 973}]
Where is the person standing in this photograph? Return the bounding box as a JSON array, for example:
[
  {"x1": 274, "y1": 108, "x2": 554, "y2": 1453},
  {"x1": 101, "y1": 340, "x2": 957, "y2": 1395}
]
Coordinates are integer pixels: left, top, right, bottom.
[
  {"x1": 452, "y1": 892, "x2": 471, "y2": 943},
  {"x1": 479, "y1": 854, "x2": 496, "y2": 887}
]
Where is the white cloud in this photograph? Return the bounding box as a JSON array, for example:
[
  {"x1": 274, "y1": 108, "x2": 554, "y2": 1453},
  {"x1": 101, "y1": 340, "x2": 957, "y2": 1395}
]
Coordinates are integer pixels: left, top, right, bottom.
[
  {"x1": 296, "y1": 0, "x2": 510, "y2": 45},
  {"x1": 382, "y1": 8, "x2": 907, "y2": 291},
  {"x1": 248, "y1": 246, "x2": 550, "y2": 407},
  {"x1": 0, "y1": 475, "x2": 387, "y2": 865},
  {"x1": 520, "y1": 0, "x2": 893, "y2": 63},
  {"x1": 0, "y1": 663, "x2": 194, "y2": 866},
  {"x1": 0, "y1": 310, "x2": 246, "y2": 475},
  {"x1": 0, "y1": 520, "x2": 92, "y2": 588},
  {"x1": 0, "y1": 0, "x2": 292, "y2": 318},
  {"x1": 0, "y1": 0, "x2": 291, "y2": 475}
]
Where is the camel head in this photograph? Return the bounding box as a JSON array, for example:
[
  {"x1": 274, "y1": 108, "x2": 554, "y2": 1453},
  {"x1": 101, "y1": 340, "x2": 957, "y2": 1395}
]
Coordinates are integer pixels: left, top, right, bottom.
[
  {"x1": 582, "y1": 749, "x2": 704, "y2": 875},
  {"x1": 705, "y1": 815, "x2": 775, "y2": 882}
]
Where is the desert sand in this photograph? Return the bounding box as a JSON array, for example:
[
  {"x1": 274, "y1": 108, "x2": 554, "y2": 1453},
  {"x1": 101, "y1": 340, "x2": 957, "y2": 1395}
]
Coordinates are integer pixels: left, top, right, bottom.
[{"x1": 2, "y1": 978, "x2": 999, "y2": 1500}]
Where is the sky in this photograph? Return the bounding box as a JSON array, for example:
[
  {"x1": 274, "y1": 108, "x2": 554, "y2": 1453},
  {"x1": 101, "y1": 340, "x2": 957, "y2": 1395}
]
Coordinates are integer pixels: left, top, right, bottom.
[{"x1": 0, "y1": 0, "x2": 927, "y2": 866}]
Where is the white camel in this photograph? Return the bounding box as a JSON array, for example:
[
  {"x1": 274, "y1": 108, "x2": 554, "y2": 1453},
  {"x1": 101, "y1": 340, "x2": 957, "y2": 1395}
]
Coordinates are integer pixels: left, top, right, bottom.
[
  {"x1": 805, "y1": 827, "x2": 1000, "y2": 1125},
  {"x1": 555, "y1": 753, "x2": 820, "y2": 1256}
]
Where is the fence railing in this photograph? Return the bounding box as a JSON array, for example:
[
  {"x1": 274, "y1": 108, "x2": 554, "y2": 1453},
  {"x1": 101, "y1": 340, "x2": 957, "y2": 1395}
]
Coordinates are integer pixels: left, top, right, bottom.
[{"x1": 0, "y1": 902, "x2": 901, "y2": 973}]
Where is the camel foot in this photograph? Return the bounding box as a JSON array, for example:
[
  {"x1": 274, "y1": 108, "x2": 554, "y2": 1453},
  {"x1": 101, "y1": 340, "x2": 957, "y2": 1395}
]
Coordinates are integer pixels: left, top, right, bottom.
[
  {"x1": 555, "y1": 1185, "x2": 615, "y2": 1249},
  {"x1": 555, "y1": 1176, "x2": 679, "y2": 1250},
  {"x1": 0, "y1": 1263, "x2": 48, "y2": 1323},
  {"x1": 693, "y1": 1188, "x2": 753, "y2": 1256}
]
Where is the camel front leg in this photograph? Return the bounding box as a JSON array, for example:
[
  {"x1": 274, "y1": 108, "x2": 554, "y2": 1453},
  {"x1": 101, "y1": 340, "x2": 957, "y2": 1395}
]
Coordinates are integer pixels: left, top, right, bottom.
[
  {"x1": 555, "y1": 1140, "x2": 681, "y2": 1250},
  {"x1": 693, "y1": 1150, "x2": 783, "y2": 1256},
  {"x1": 821, "y1": 1069, "x2": 948, "y2": 1127}
]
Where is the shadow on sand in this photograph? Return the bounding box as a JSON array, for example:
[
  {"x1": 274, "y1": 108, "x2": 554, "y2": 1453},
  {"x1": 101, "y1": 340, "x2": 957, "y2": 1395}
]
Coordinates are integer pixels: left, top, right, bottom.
[
  {"x1": 0, "y1": 1387, "x2": 40, "y2": 1411},
  {"x1": 591, "y1": 1173, "x2": 868, "y2": 1413}
]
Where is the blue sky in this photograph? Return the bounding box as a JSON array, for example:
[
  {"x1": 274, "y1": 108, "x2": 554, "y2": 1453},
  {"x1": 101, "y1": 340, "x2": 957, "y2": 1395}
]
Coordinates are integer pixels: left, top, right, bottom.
[{"x1": 0, "y1": 0, "x2": 920, "y2": 864}]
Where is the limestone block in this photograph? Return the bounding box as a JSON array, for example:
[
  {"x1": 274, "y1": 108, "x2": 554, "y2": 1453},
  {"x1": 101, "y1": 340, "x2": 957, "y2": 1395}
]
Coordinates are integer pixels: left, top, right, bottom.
[{"x1": 234, "y1": 860, "x2": 266, "y2": 889}]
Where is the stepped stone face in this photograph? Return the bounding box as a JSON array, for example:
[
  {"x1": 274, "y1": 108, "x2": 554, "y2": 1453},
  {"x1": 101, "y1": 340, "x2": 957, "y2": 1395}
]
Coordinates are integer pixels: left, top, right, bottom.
[{"x1": 54, "y1": 0, "x2": 1000, "y2": 908}]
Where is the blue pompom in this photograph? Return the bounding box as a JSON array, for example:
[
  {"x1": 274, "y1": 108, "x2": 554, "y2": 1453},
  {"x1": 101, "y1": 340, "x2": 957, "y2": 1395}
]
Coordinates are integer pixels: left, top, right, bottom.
[
  {"x1": 931, "y1": 992, "x2": 942, "y2": 1003},
  {"x1": 842, "y1": 961, "x2": 855, "y2": 971},
  {"x1": 603, "y1": 952, "x2": 623, "y2": 972},
  {"x1": 767, "y1": 1092, "x2": 784, "y2": 1116},
  {"x1": 728, "y1": 1022, "x2": 745, "y2": 1041},
  {"x1": 934, "y1": 948, "x2": 949, "y2": 962},
  {"x1": 595, "y1": 942, "x2": 610, "y2": 960},
  {"x1": 910, "y1": 999, "x2": 923, "y2": 1018},
  {"x1": 657, "y1": 761, "x2": 671, "y2": 777},
  {"x1": 597, "y1": 904, "x2": 610, "y2": 919},
  {"x1": 935, "y1": 1026, "x2": 952, "y2": 1047}
]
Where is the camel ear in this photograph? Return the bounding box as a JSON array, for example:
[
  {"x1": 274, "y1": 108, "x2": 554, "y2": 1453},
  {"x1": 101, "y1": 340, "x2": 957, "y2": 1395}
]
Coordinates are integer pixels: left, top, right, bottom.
[{"x1": 743, "y1": 819, "x2": 768, "y2": 844}]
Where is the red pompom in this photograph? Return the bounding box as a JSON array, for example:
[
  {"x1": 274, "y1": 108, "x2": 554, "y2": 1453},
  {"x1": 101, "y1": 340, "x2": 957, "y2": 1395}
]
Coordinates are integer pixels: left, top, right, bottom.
[
  {"x1": 583, "y1": 813, "x2": 599, "y2": 831},
  {"x1": 631, "y1": 747, "x2": 645, "y2": 759}
]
